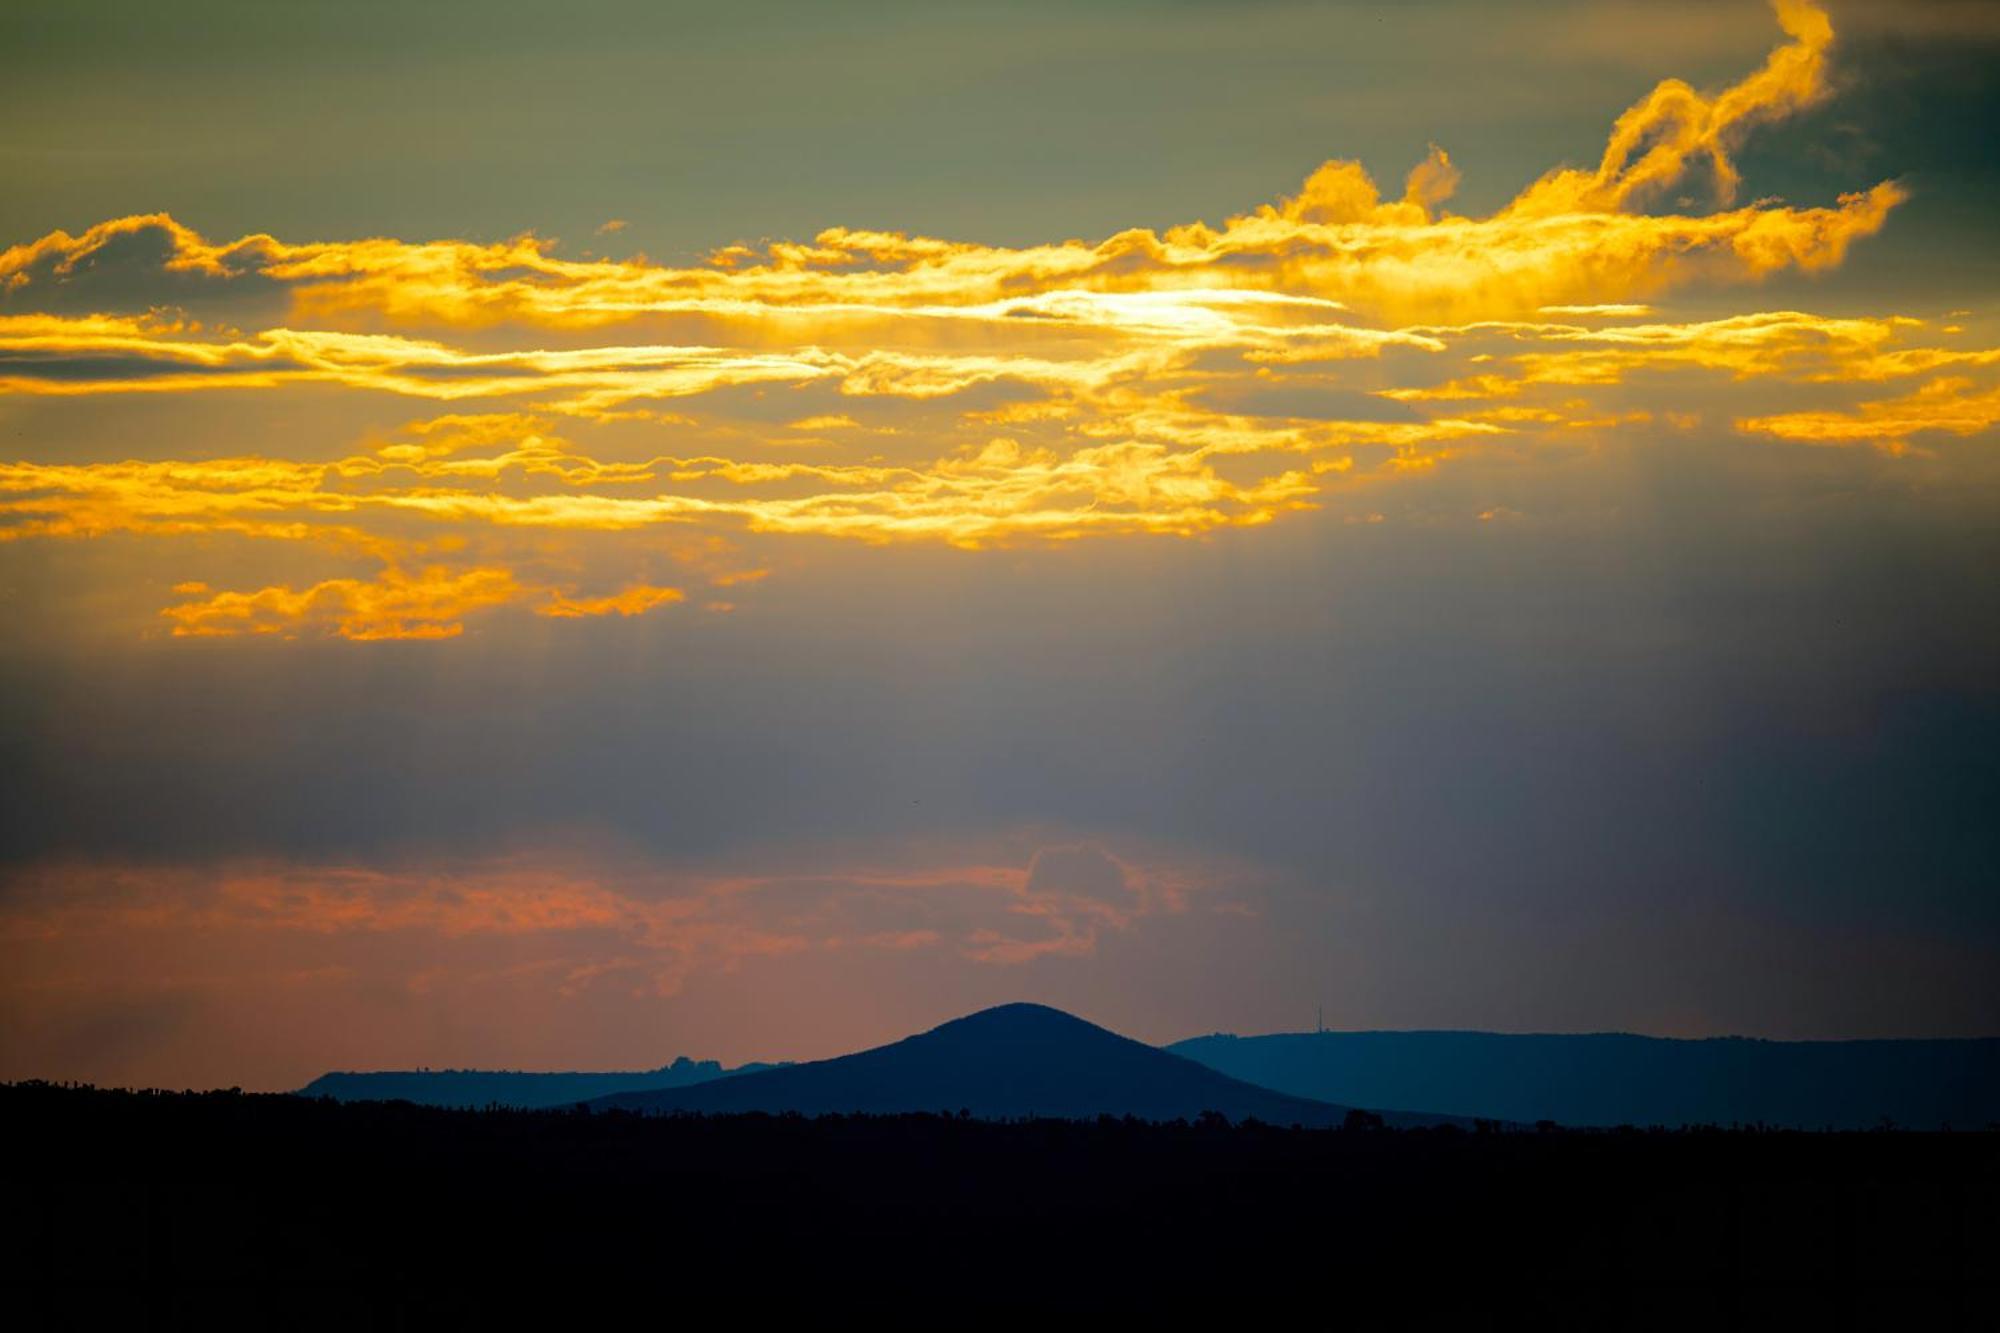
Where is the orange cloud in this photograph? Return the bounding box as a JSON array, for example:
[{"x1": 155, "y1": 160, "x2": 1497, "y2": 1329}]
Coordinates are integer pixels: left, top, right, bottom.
[
  {"x1": 539, "y1": 584, "x2": 685, "y2": 619},
  {"x1": 0, "y1": 839, "x2": 1218, "y2": 1000},
  {"x1": 1738, "y1": 377, "x2": 2000, "y2": 445},
  {"x1": 161, "y1": 565, "x2": 523, "y2": 640}
]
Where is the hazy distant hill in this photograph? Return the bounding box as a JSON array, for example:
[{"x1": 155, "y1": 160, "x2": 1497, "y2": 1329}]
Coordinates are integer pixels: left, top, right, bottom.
[
  {"x1": 298, "y1": 1056, "x2": 778, "y2": 1109},
  {"x1": 590, "y1": 1003, "x2": 1454, "y2": 1125},
  {"x1": 1170, "y1": 1031, "x2": 2000, "y2": 1129}
]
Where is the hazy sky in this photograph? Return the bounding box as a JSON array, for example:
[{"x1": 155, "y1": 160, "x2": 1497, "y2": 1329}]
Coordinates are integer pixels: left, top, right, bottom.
[{"x1": 2, "y1": 0, "x2": 1996, "y2": 1089}]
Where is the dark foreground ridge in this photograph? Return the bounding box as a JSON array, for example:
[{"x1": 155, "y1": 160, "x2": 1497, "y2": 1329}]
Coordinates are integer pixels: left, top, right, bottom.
[
  {"x1": 588, "y1": 1002, "x2": 1450, "y2": 1125},
  {"x1": 5, "y1": 1081, "x2": 1991, "y2": 1325},
  {"x1": 1172, "y1": 1030, "x2": 2000, "y2": 1130},
  {"x1": 296, "y1": 1055, "x2": 778, "y2": 1110}
]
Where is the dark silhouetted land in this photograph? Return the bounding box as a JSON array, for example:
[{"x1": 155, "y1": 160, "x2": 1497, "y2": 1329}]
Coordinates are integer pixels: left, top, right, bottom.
[
  {"x1": 3, "y1": 1081, "x2": 1992, "y2": 1326},
  {"x1": 1172, "y1": 1030, "x2": 2000, "y2": 1130}
]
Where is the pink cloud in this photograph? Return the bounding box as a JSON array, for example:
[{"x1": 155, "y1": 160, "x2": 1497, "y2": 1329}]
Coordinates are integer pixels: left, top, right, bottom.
[{"x1": 0, "y1": 835, "x2": 1260, "y2": 1089}]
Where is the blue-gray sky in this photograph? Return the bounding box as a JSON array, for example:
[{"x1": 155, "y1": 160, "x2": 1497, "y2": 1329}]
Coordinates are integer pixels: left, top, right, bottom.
[{"x1": 1, "y1": 0, "x2": 1995, "y2": 1088}]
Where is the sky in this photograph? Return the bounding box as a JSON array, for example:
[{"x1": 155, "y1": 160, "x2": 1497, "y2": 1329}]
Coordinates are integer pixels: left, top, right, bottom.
[{"x1": 2, "y1": 0, "x2": 1996, "y2": 1090}]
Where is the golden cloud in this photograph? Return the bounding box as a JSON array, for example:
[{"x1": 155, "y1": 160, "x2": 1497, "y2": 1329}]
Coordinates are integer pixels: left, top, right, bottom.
[{"x1": 0, "y1": 1, "x2": 1979, "y2": 641}]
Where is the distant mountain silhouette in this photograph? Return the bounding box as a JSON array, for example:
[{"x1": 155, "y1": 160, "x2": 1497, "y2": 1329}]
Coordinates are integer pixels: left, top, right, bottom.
[
  {"x1": 1170, "y1": 1030, "x2": 2000, "y2": 1129},
  {"x1": 589, "y1": 1003, "x2": 1453, "y2": 1124},
  {"x1": 298, "y1": 1055, "x2": 778, "y2": 1109}
]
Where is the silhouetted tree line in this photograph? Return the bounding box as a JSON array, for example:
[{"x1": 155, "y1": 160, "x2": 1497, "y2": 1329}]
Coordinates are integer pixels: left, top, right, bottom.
[{"x1": 2, "y1": 1081, "x2": 1991, "y2": 1329}]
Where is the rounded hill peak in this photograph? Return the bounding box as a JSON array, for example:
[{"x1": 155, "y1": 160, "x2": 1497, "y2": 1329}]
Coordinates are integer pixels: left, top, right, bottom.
[{"x1": 925, "y1": 1003, "x2": 1108, "y2": 1040}]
